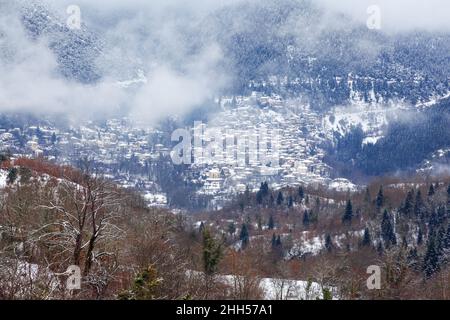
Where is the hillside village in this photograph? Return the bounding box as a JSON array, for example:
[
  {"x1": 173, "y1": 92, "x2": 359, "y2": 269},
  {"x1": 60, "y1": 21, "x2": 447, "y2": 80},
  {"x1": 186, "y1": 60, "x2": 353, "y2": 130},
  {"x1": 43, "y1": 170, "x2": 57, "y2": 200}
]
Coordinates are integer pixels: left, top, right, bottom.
[{"x1": 0, "y1": 91, "x2": 362, "y2": 210}]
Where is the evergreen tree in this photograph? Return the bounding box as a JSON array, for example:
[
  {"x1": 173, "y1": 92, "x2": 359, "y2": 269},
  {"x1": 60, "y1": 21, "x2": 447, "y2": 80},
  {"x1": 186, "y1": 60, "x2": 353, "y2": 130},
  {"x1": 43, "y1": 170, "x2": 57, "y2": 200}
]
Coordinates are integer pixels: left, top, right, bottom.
[
  {"x1": 376, "y1": 186, "x2": 384, "y2": 210},
  {"x1": 51, "y1": 132, "x2": 57, "y2": 144},
  {"x1": 268, "y1": 215, "x2": 275, "y2": 230},
  {"x1": 402, "y1": 190, "x2": 414, "y2": 216},
  {"x1": 276, "y1": 235, "x2": 282, "y2": 247},
  {"x1": 271, "y1": 233, "x2": 277, "y2": 247},
  {"x1": 269, "y1": 194, "x2": 274, "y2": 207},
  {"x1": 276, "y1": 191, "x2": 284, "y2": 206},
  {"x1": 414, "y1": 190, "x2": 424, "y2": 218},
  {"x1": 302, "y1": 210, "x2": 310, "y2": 228},
  {"x1": 364, "y1": 187, "x2": 371, "y2": 204},
  {"x1": 381, "y1": 209, "x2": 397, "y2": 247},
  {"x1": 342, "y1": 200, "x2": 353, "y2": 224},
  {"x1": 325, "y1": 234, "x2": 333, "y2": 252},
  {"x1": 417, "y1": 227, "x2": 423, "y2": 246},
  {"x1": 199, "y1": 222, "x2": 205, "y2": 234},
  {"x1": 423, "y1": 234, "x2": 440, "y2": 278},
  {"x1": 256, "y1": 191, "x2": 263, "y2": 205},
  {"x1": 362, "y1": 227, "x2": 372, "y2": 247},
  {"x1": 444, "y1": 223, "x2": 450, "y2": 250},
  {"x1": 288, "y1": 196, "x2": 294, "y2": 208},
  {"x1": 6, "y1": 167, "x2": 18, "y2": 185},
  {"x1": 428, "y1": 184, "x2": 435, "y2": 197},
  {"x1": 202, "y1": 228, "x2": 223, "y2": 275},
  {"x1": 119, "y1": 266, "x2": 161, "y2": 300},
  {"x1": 298, "y1": 186, "x2": 305, "y2": 201},
  {"x1": 239, "y1": 224, "x2": 250, "y2": 248}
]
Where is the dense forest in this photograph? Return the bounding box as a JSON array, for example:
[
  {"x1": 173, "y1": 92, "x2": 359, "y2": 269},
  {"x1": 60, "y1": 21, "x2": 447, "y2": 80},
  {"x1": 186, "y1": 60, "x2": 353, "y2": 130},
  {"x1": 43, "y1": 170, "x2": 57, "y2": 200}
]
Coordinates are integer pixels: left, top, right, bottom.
[{"x1": 1, "y1": 157, "x2": 449, "y2": 299}]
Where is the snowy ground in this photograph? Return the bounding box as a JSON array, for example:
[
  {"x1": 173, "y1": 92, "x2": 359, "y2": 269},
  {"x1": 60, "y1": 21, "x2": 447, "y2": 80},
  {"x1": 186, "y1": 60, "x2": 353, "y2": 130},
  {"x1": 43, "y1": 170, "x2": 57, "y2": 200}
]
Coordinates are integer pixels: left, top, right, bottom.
[{"x1": 0, "y1": 170, "x2": 7, "y2": 188}]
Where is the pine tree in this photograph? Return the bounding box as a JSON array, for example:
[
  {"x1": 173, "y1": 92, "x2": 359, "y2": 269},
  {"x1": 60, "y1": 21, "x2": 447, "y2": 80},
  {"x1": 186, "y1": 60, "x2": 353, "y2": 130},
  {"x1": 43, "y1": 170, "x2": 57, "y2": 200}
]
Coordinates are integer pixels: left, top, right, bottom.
[
  {"x1": 239, "y1": 224, "x2": 250, "y2": 248},
  {"x1": 276, "y1": 191, "x2": 284, "y2": 206},
  {"x1": 202, "y1": 228, "x2": 223, "y2": 275},
  {"x1": 444, "y1": 223, "x2": 450, "y2": 250},
  {"x1": 342, "y1": 200, "x2": 353, "y2": 224},
  {"x1": 417, "y1": 227, "x2": 423, "y2": 246},
  {"x1": 402, "y1": 190, "x2": 414, "y2": 216},
  {"x1": 428, "y1": 184, "x2": 435, "y2": 197},
  {"x1": 276, "y1": 235, "x2": 282, "y2": 247},
  {"x1": 51, "y1": 132, "x2": 57, "y2": 144},
  {"x1": 414, "y1": 189, "x2": 424, "y2": 218},
  {"x1": 423, "y1": 234, "x2": 440, "y2": 278},
  {"x1": 302, "y1": 210, "x2": 310, "y2": 228},
  {"x1": 376, "y1": 186, "x2": 384, "y2": 210},
  {"x1": 256, "y1": 191, "x2": 263, "y2": 205},
  {"x1": 298, "y1": 186, "x2": 305, "y2": 201},
  {"x1": 199, "y1": 222, "x2": 205, "y2": 234},
  {"x1": 271, "y1": 233, "x2": 277, "y2": 247},
  {"x1": 268, "y1": 215, "x2": 275, "y2": 230},
  {"x1": 381, "y1": 209, "x2": 397, "y2": 247},
  {"x1": 362, "y1": 227, "x2": 372, "y2": 247},
  {"x1": 288, "y1": 196, "x2": 294, "y2": 208},
  {"x1": 325, "y1": 234, "x2": 333, "y2": 252},
  {"x1": 6, "y1": 167, "x2": 18, "y2": 185},
  {"x1": 364, "y1": 187, "x2": 371, "y2": 204}
]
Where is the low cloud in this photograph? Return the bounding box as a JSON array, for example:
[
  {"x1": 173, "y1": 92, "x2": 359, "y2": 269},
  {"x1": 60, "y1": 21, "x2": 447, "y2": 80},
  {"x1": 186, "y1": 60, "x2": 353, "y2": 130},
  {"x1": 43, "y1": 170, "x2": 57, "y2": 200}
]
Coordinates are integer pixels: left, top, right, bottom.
[{"x1": 317, "y1": 0, "x2": 450, "y2": 32}]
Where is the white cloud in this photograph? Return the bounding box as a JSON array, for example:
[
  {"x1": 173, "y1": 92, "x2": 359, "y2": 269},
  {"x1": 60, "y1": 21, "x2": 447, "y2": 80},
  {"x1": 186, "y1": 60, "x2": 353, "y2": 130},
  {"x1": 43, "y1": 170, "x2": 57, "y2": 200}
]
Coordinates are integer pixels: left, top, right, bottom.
[{"x1": 317, "y1": 0, "x2": 450, "y2": 32}]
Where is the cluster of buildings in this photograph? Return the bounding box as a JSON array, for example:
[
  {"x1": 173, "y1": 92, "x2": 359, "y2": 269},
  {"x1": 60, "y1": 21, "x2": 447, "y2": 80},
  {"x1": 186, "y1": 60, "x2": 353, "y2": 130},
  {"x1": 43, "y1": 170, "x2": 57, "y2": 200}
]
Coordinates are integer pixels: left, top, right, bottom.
[{"x1": 0, "y1": 91, "x2": 360, "y2": 209}]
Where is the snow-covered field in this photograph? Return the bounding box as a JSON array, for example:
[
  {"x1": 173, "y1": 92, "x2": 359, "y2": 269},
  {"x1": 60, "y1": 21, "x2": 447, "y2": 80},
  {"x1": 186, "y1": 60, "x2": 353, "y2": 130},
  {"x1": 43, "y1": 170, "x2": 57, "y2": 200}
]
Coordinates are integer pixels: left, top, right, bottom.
[{"x1": 0, "y1": 170, "x2": 7, "y2": 188}]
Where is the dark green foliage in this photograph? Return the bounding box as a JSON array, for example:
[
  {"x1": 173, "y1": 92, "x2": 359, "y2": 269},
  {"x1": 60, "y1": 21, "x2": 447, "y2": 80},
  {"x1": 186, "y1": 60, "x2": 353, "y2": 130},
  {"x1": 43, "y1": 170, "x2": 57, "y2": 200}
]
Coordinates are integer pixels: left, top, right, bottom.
[
  {"x1": 202, "y1": 228, "x2": 223, "y2": 275},
  {"x1": 417, "y1": 227, "x2": 423, "y2": 246},
  {"x1": 381, "y1": 209, "x2": 397, "y2": 247},
  {"x1": 322, "y1": 288, "x2": 333, "y2": 300},
  {"x1": 414, "y1": 190, "x2": 424, "y2": 218},
  {"x1": 342, "y1": 200, "x2": 353, "y2": 224},
  {"x1": 302, "y1": 210, "x2": 310, "y2": 228},
  {"x1": 118, "y1": 266, "x2": 161, "y2": 300},
  {"x1": 428, "y1": 184, "x2": 435, "y2": 197},
  {"x1": 239, "y1": 224, "x2": 250, "y2": 248},
  {"x1": 7, "y1": 167, "x2": 18, "y2": 185},
  {"x1": 288, "y1": 196, "x2": 294, "y2": 208},
  {"x1": 364, "y1": 187, "x2": 371, "y2": 204},
  {"x1": 376, "y1": 186, "x2": 384, "y2": 210},
  {"x1": 423, "y1": 233, "x2": 440, "y2": 278},
  {"x1": 325, "y1": 234, "x2": 333, "y2": 252},
  {"x1": 298, "y1": 186, "x2": 305, "y2": 201},
  {"x1": 276, "y1": 191, "x2": 284, "y2": 206},
  {"x1": 401, "y1": 190, "x2": 414, "y2": 216},
  {"x1": 362, "y1": 228, "x2": 372, "y2": 247},
  {"x1": 268, "y1": 215, "x2": 275, "y2": 230}
]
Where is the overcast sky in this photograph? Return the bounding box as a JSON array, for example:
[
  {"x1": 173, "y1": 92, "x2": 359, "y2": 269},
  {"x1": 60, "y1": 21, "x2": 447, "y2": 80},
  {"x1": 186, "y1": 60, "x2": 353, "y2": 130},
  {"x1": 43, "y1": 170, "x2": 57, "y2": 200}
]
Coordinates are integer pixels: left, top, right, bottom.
[{"x1": 317, "y1": 0, "x2": 450, "y2": 32}]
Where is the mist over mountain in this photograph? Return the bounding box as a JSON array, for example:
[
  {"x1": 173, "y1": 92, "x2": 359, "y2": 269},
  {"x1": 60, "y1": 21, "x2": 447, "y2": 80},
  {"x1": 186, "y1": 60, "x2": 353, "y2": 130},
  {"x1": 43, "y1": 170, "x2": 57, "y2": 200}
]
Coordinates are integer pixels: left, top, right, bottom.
[{"x1": 1, "y1": 0, "x2": 450, "y2": 176}]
